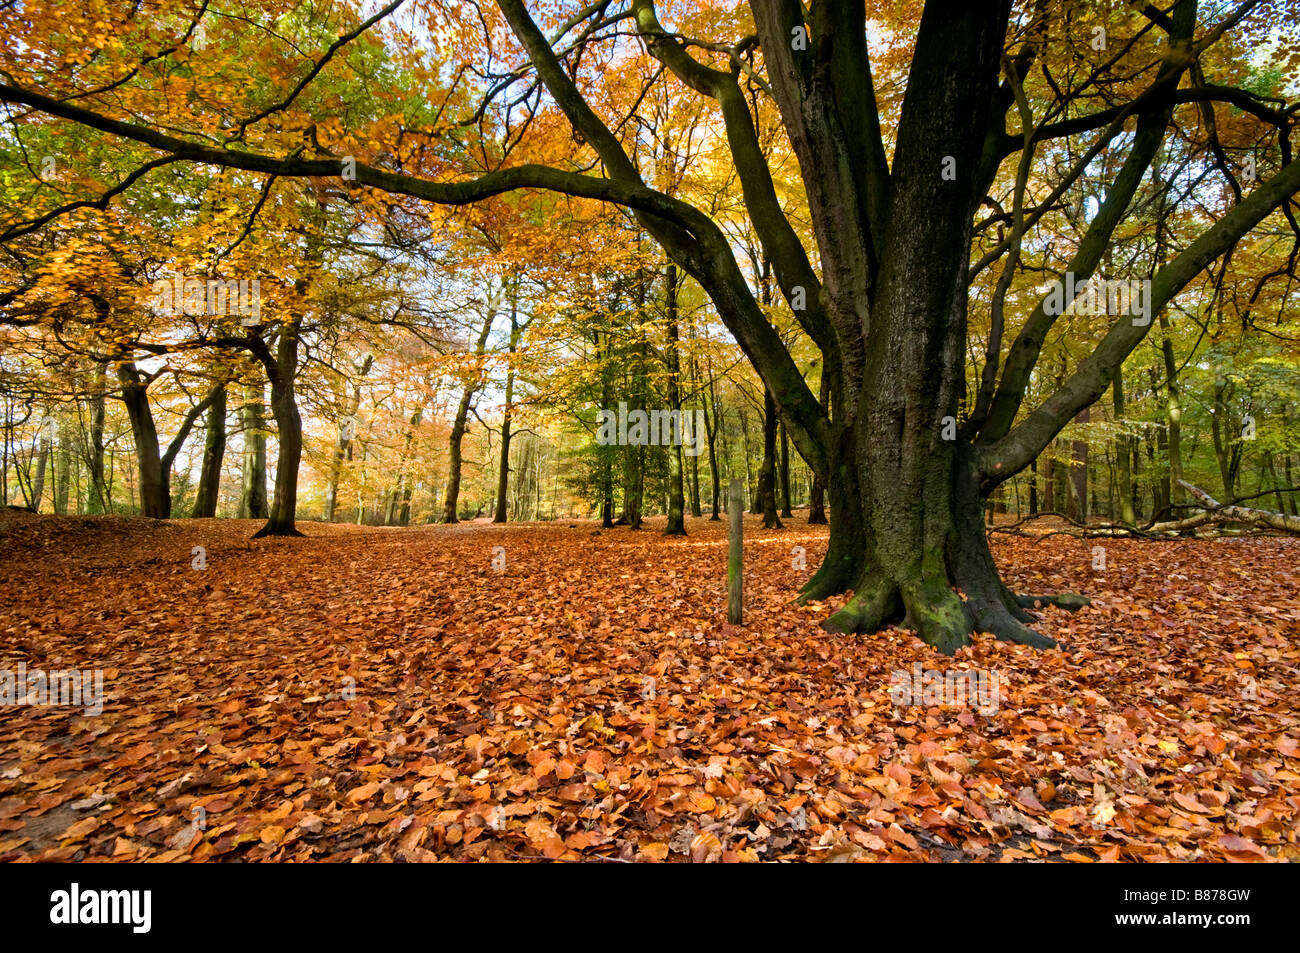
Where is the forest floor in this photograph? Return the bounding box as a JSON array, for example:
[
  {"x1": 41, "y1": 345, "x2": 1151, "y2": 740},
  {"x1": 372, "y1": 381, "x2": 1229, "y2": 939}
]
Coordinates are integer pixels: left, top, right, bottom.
[{"x1": 0, "y1": 507, "x2": 1297, "y2": 862}]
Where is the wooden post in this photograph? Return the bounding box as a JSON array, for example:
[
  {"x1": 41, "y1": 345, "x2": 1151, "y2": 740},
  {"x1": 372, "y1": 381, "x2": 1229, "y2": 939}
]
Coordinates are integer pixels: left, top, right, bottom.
[{"x1": 727, "y1": 477, "x2": 743, "y2": 624}]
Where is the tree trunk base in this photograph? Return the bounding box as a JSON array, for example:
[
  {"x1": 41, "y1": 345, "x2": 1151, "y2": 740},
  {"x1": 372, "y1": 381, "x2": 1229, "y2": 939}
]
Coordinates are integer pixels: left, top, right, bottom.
[
  {"x1": 819, "y1": 570, "x2": 1058, "y2": 653},
  {"x1": 252, "y1": 521, "x2": 304, "y2": 539},
  {"x1": 808, "y1": 489, "x2": 1065, "y2": 654}
]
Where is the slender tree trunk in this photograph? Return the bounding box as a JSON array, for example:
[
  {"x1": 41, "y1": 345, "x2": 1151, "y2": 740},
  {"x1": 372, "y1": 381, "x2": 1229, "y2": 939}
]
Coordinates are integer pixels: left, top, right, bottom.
[
  {"x1": 116, "y1": 365, "x2": 219, "y2": 520},
  {"x1": 1160, "y1": 315, "x2": 1185, "y2": 507},
  {"x1": 31, "y1": 427, "x2": 50, "y2": 512},
  {"x1": 1043, "y1": 450, "x2": 1056, "y2": 514},
  {"x1": 1210, "y1": 375, "x2": 1239, "y2": 500},
  {"x1": 54, "y1": 434, "x2": 71, "y2": 515},
  {"x1": 1131, "y1": 437, "x2": 1144, "y2": 522},
  {"x1": 325, "y1": 355, "x2": 371, "y2": 523},
  {"x1": 387, "y1": 406, "x2": 422, "y2": 525},
  {"x1": 1285, "y1": 448, "x2": 1298, "y2": 515},
  {"x1": 1028, "y1": 457, "x2": 1038, "y2": 515},
  {"x1": 86, "y1": 364, "x2": 108, "y2": 514},
  {"x1": 444, "y1": 306, "x2": 495, "y2": 524},
  {"x1": 688, "y1": 428, "x2": 702, "y2": 517},
  {"x1": 239, "y1": 384, "x2": 268, "y2": 520},
  {"x1": 778, "y1": 420, "x2": 793, "y2": 518},
  {"x1": 1153, "y1": 422, "x2": 1171, "y2": 520},
  {"x1": 808, "y1": 373, "x2": 829, "y2": 524},
  {"x1": 741, "y1": 406, "x2": 756, "y2": 514},
  {"x1": 117, "y1": 363, "x2": 169, "y2": 518},
  {"x1": 664, "y1": 264, "x2": 687, "y2": 535},
  {"x1": 192, "y1": 384, "x2": 227, "y2": 518},
  {"x1": 703, "y1": 357, "x2": 721, "y2": 520},
  {"x1": 1066, "y1": 406, "x2": 1089, "y2": 522},
  {"x1": 624, "y1": 446, "x2": 644, "y2": 529},
  {"x1": 757, "y1": 388, "x2": 782, "y2": 528},
  {"x1": 494, "y1": 294, "x2": 521, "y2": 523},
  {"x1": 1113, "y1": 372, "x2": 1135, "y2": 525},
  {"x1": 254, "y1": 323, "x2": 305, "y2": 537}
]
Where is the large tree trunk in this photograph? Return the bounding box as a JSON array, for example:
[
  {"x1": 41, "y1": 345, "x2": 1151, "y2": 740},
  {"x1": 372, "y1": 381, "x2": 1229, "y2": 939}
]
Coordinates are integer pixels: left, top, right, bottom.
[
  {"x1": 192, "y1": 384, "x2": 227, "y2": 518},
  {"x1": 786, "y1": 0, "x2": 1064, "y2": 653}
]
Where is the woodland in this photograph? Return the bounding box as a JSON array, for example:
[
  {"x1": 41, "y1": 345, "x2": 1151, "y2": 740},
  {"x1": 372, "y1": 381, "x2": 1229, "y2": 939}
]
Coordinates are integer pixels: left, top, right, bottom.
[{"x1": 0, "y1": 0, "x2": 1298, "y2": 863}]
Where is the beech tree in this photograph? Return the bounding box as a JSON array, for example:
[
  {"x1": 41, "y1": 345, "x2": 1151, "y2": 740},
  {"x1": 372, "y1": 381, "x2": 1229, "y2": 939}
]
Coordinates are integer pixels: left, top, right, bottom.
[{"x1": 3, "y1": 0, "x2": 1298, "y2": 649}]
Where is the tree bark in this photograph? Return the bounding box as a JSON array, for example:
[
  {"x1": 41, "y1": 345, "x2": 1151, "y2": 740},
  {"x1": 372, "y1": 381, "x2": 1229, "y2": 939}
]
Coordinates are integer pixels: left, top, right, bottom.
[
  {"x1": 117, "y1": 363, "x2": 168, "y2": 518},
  {"x1": 494, "y1": 291, "x2": 521, "y2": 523},
  {"x1": 325, "y1": 354, "x2": 371, "y2": 522},
  {"x1": 192, "y1": 384, "x2": 227, "y2": 518},
  {"x1": 85, "y1": 364, "x2": 108, "y2": 514},
  {"x1": 1159, "y1": 315, "x2": 1186, "y2": 508},
  {"x1": 444, "y1": 305, "x2": 496, "y2": 524},
  {"x1": 1067, "y1": 406, "x2": 1089, "y2": 522},
  {"x1": 757, "y1": 387, "x2": 782, "y2": 529},
  {"x1": 1113, "y1": 372, "x2": 1135, "y2": 526},
  {"x1": 664, "y1": 263, "x2": 687, "y2": 535},
  {"x1": 54, "y1": 433, "x2": 71, "y2": 515},
  {"x1": 31, "y1": 423, "x2": 50, "y2": 513},
  {"x1": 702, "y1": 355, "x2": 721, "y2": 520},
  {"x1": 808, "y1": 373, "x2": 829, "y2": 524},
  {"x1": 778, "y1": 420, "x2": 793, "y2": 518},
  {"x1": 239, "y1": 385, "x2": 268, "y2": 520},
  {"x1": 252, "y1": 324, "x2": 304, "y2": 537}
]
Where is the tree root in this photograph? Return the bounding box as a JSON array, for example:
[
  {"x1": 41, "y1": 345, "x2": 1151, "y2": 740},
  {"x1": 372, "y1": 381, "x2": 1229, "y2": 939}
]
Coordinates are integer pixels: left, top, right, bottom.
[
  {"x1": 970, "y1": 599, "x2": 1057, "y2": 650},
  {"x1": 820, "y1": 575, "x2": 900, "y2": 635},
  {"x1": 797, "y1": 551, "x2": 858, "y2": 604},
  {"x1": 814, "y1": 570, "x2": 1062, "y2": 653},
  {"x1": 899, "y1": 579, "x2": 971, "y2": 655},
  {"x1": 1015, "y1": 592, "x2": 1090, "y2": 611}
]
